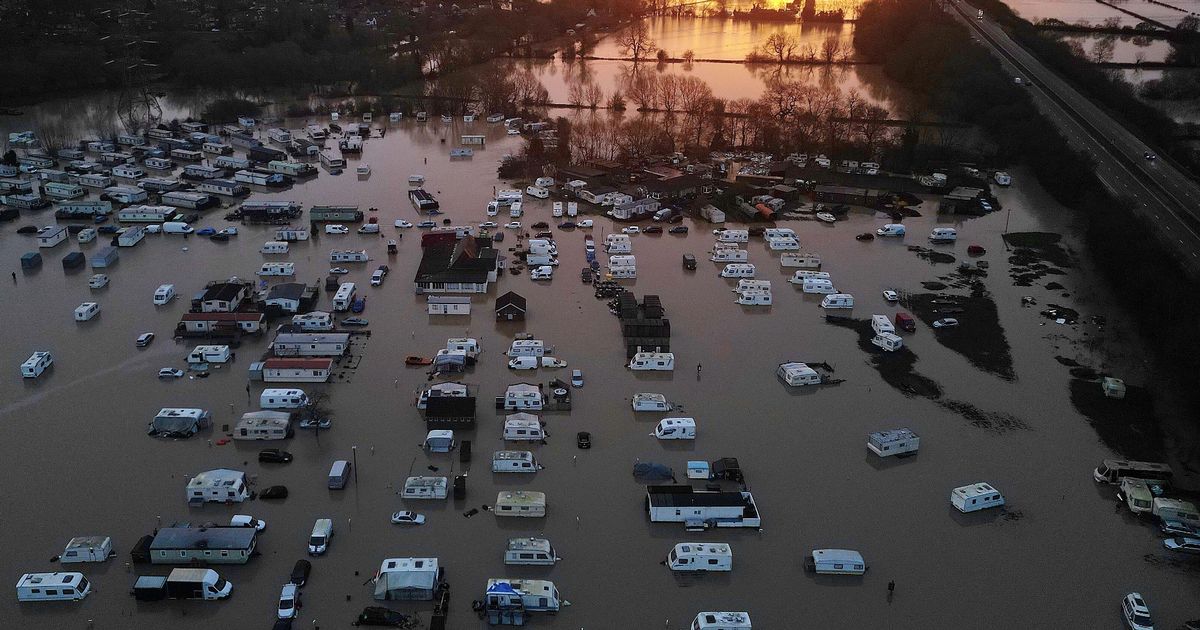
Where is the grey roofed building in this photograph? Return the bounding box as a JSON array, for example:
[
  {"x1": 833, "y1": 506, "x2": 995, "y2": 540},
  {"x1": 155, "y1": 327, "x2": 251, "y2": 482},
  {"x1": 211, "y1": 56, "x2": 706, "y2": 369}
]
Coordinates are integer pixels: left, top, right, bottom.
[{"x1": 150, "y1": 527, "x2": 256, "y2": 552}]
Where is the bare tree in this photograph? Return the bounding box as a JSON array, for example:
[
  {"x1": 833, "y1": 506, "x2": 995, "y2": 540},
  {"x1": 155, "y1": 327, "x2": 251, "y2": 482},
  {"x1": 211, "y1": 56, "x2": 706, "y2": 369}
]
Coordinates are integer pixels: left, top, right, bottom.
[
  {"x1": 762, "y1": 32, "x2": 798, "y2": 63},
  {"x1": 625, "y1": 72, "x2": 659, "y2": 110},
  {"x1": 617, "y1": 22, "x2": 658, "y2": 61},
  {"x1": 819, "y1": 36, "x2": 844, "y2": 64},
  {"x1": 658, "y1": 74, "x2": 681, "y2": 112},
  {"x1": 584, "y1": 83, "x2": 605, "y2": 109},
  {"x1": 568, "y1": 81, "x2": 587, "y2": 108},
  {"x1": 1091, "y1": 37, "x2": 1116, "y2": 63}
]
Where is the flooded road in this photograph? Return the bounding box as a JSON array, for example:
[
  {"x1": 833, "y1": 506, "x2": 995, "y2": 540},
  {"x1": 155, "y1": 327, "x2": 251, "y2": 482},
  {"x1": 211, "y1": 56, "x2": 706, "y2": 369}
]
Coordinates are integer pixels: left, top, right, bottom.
[{"x1": 0, "y1": 118, "x2": 1197, "y2": 629}]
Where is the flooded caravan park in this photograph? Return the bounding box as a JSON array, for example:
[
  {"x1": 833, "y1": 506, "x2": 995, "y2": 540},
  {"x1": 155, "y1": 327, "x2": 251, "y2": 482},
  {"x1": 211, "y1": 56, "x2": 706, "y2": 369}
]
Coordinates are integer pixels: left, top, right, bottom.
[{"x1": 1, "y1": 109, "x2": 1199, "y2": 629}]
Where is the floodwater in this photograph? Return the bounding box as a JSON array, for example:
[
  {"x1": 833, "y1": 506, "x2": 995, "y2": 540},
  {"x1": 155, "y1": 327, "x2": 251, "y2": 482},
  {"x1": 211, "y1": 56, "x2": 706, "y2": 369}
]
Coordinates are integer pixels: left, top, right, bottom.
[
  {"x1": 1, "y1": 111, "x2": 1198, "y2": 628},
  {"x1": 589, "y1": 17, "x2": 856, "y2": 60}
]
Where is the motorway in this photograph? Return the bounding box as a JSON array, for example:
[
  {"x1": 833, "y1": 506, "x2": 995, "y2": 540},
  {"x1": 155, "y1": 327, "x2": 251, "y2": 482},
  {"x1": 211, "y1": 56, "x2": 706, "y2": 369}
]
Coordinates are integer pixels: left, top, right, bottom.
[{"x1": 950, "y1": 0, "x2": 1200, "y2": 275}]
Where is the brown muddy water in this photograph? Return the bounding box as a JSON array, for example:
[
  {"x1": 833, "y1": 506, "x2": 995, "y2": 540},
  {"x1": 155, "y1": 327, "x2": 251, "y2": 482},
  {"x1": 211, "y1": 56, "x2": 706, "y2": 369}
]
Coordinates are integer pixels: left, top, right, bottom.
[{"x1": 0, "y1": 122, "x2": 1197, "y2": 629}]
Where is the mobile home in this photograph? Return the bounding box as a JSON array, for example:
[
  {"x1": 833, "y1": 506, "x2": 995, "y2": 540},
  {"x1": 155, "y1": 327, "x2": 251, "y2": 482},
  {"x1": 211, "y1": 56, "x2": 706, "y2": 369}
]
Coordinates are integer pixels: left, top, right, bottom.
[
  {"x1": 138, "y1": 177, "x2": 183, "y2": 193},
  {"x1": 185, "y1": 468, "x2": 250, "y2": 504},
  {"x1": 117, "y1": 204, "x2": 174, "y2": 222},
  {"x1": 867, "y1": 428, "x2": 920, "y2": 457},
  {"x1": 202, "y1": 142, "x2": 233, "y2": 155},
  {"x1": 161, "y1": 191, "x2": 212, "y2": 209},
  {"x1": 196, "y1": 179, "x2": 246, "y2": 196},
  {"x1": 214, "y1": 155, "x2": 250, "y2": 170},
  {"x1": 153, "y1": 284, "x2": 176, "y2": 305},
  {"x1": 1093, "y1": 459, "x2": 1173, "y2": 485},
  {"x1": 183, "y1": 164, "x2": 225, "y2": 180},
  {"x1": 16, "y1": 572, "x2": 91, "y2": 602},
  {"x1": 233, "y1": 410, "x2": 292, "y2": 441},
  {"x1": 36, "y1": 225, "x2": 67, "y2": 248},
  {"x1": 106, "y1": 187, "x2": 150, "y2": 205},
  {"x1": 806, "y1": 549, "x2": 867, "y2": 575},
  {"x1": 667, "y1": 543, "x2": 731, "y2": 572},
  {"x1": 21, "y1": 351, "x2": 53, "y2": 378},
  {"x1": 187, "y1": 345, "x2": 231, "y2": 364},
  {"x1": 260, "y1": 388, "x2": 308, "y2": 410},
  {"x1": 495, "y1": 491, "x2": 547, "y2": 518},
  {"x1": 929, "y1": 227, "x2": 958, "y2": 243},
  {"x1": 646, "y1": 486, "x2": 762, "y2": 528},
  {"x1": 143, "y1": 157, "x2": 175, "y2": 171},
  {"x1": 170, "y1": 148, "x2": 203, "y2": 162},
  {"x1": 43, "y1": 182, "x2": 84, "y2": 200},
  {"x1": 150, "y1": 526, "x2": 255, "y2": 563},
  {"x1": 950, "y1": 482, "x2": 1005, "y2": 513},
  {"x1": 402, "y1": 476, "x2": 449, "y2": 500},
  {"x1": 504, "y1": 538, "x2": 558, "y2": 565}
]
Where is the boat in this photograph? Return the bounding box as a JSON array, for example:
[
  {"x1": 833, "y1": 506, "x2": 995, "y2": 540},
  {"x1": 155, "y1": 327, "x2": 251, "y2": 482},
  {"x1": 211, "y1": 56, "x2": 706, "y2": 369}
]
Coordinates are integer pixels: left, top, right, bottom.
[
  {"x1": 816, "y1": 212, "x2": 837, "y2": 223},
  {"x1": 357, "y1": 164, "x2": 371, "y2": 176},
  {"x1": 405, "y1": 356, "x2": 434, "y2": 366}
]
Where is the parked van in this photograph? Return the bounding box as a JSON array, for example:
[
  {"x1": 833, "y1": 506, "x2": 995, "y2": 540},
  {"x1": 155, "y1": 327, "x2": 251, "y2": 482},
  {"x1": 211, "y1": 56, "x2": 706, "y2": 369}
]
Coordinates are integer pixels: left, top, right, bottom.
[
  {"x1": 806, "y1": 549, "x2": 867, "y2": 575},
  {"x1": 492, "y1": 450, "x2": 541, "y2": 473},
  {"x1": 187, "y1": 345, "x2": 231, "y2": 364},
  {"x1": 327, "y1": 460, "x2": 352, "y2": 489},
  {"x1": 402, "y1": 476, "x2": 448, "y2": 500},
  {"x1": 950, "y1": 482, "x2": 1005, "y2": 513},
  {"x1": 929, "y1": 227, "x2": 957, "y2": 243},
  {"x1": 260, "y1": 241, "x2": 289, "y2": 254},
  {"x1": 495, "y1": 490, "x2": 546, "y2": 518},
  {"x1": 503, "y1": 416, "x2": 545, "y2": 441},
  {"x1": 632, "y1": 393, "x2": 672, "y2": 412},
  {"x1": 162, "y1": 222, "x2": 194, "y2": 235},
  {"x1": 877, "y1": 224, "x2": 906, "y2": 237},
  {"x1": 720, "y1": 263, "x2": 756, "y2": 278},
  {"x1": 504, "y1": 537, "x2": 558, "y2": 565},
  {"x1": 21, "y1": 351, "x2": 53, "y2": 378},
  {"x1": 667, "y1": 543, "x2": 731, "y2": 572},
  {"x1": 1152, "y1": 498, "x2": 1200, "y2": 524},
  {"x1": 710, "y1": 248, "x2": 748, "y2": 263},
  {"x1": 308, "y1": 519, "x2": 333, "y2": 555},
  {"x1": 260, "y1": 388, "x2": 307, "y2": 409},
  {"x1": 820, "y1": 293, "x2": 854, "y2": 309},
  {"x1": 257, "y1": 262, "x2": 295, "y2": 277},
  {"x1": 654, "y1": 418, "x2": 696, "y2": 440},
  {"x1": 802, "y1": 278, "x2": 835, "y2": 294},
  {"x1": 16, "y1": 572, "x2": 91, "y2": 602},
  {"x1": 73, "y1": 302, "x2": 100, "y2": 321},
  {"x1": 508, "y1": 356, "x2": 538, "y2": 370},
  {"x1": 871, "y1": 315, "x2": 896, "y2": 335},
  {"x1": 153, "y1": 284, "x2": 176, "y2": 306}
]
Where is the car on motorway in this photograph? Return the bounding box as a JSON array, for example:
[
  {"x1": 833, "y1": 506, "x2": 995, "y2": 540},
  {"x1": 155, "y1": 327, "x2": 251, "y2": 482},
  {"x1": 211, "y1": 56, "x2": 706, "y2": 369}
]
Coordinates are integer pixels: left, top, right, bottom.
[{"x1": 1144, "y1": 151, "x2": 1157, "y2": 161}]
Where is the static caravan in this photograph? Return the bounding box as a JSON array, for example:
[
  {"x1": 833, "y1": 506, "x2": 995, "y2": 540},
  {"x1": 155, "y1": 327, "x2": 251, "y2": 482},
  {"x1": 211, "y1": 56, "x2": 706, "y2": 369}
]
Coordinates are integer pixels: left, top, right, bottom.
[
  {"x1": 116, "y1": 133, "x2": 146, "y2": 147},
  {"x1": 654, "y1": 417, "x2": 696, "y2": 440},
  {"x1": 89, "y1": 246, "x2": 118, "y2": 268},
  {"x1": 422, "y1": 429, "x2": 456, "y2": 453},
  {"x1": 720, "y1": 264, "x2": 756, "y2": 279},
  {"x1": 504, "y1": 537, "x2": 558, "y2": 565},
  {"x1": 233, "y1": 410, "x2": 292, "y2": 441},
  {"x1": 802, "y1": 278, "x2": 835, "y2": 294},
  {"x1": 233, "y1": 169, "x2": 286, "y2": 187},
  {"x1": 196, "y1": 179, "x2": 246, "y2": 196},
  {"x1": 99, "y1": 151, "x2": 134, "y2": 166},
  {"x1": 495, "y1": 491, "x2": 547, "y2": 518},
  {"x1": 950, "y1": 482, "x2": 1005, "y2": 513},
  {"x1": 260, "y1": 388, "x2": 308, "y2": 410},
  {"x1": 161, "y1": 191, "x2": 211, "y2": 209},
  {"x1": 710, "y1": 248, "x2": 748, "y2": 263},
  {"x1": 492, "y1": 450, "x2": 540, "y2": 473},
  {"x1": 319, "y1": 151, "x2": 345, "y2": 169},
  {"x1": 629, "y1": 351, "x2": 676, "y2": 371},
  {"x1": 632, "y1": 393, "x2": 672, "y2": 412},
  {"x1": 37, "y1": 169, "x2": 71, "y2": 183},
  {"x1": 78, "y1": 174, "x2": 113, "y2": 189},
  {"x1": 507, "y1": 340, "x2": 546, "y2": 358},
  {"x1": 333, "y1": 282, "x2": 356, "y2": 312},
  {"x1": 60, "y1": 536, "x2": 113, "y2": 564},
  {"x1": 37, "y1": 225, "x2": 67, "y2": 248},
  {"x1": 667, "y1": 543, "x2": 732, "y2": 572},
  {"x1": 117, "y1": 225, "x2": 146, "y2": 247},
  {"x1": 170, "y1": 148, "x2": 203, "y2": 162},
  {"x1": 330, "y1": 249, "x2": 369, "y2": 263},
  {"x1": 148, "y1": 408, "x2": 211, "y2": 438},
  {"x1": 777, "y1": 362, "x2": 821, "y2": 387},
  {"x1": 503, "y1": 414, "x2": 545, "y2": 441},
  {"x1": 291, "y1": 312, "x2": 332, "y2": 331},
  {"x1": 1152, "y1": 498, "x2": 1200, "y2": 523},
  {"x1": 21, "y1": 351, "x2": 53, "y2": 378},
  {"x1": 781, "y1": 252, "x2": 821, "y2": 269},
  {"x1": 257, "y1": 262, "x2": 295, "y2": 277},
  {"x1": 43, "y1": 182, "x2": 84, "y2": 200},
  {"x1": 183, "y1": 164, "x2": 225, "y2": 179},
  {"x1": 202, "y1": 142, "x2": 232, "y2": 155},
  {"x1": 402, "y1": 476, "x2": 449, "y2": 500},
  {"x1": 267, "y1": 160, "x2": 315, "y2": 177},
  {"x1": 807, "y1": 549, "x2": 867, "y2": 575},
  {"x1": 73, "y1": 302, "x2": 100, "y2": 321},
  {"x1": 929, "y1": 227, "x2": 957, "y2": 243},
  {"x1": 867, "y1": 428, "x2": 920, "y2": 457},
  {"x1": 646, "y1": 486, "x2": 761, "y2": 528},
  {"x1": 214, "y1": 155, "x2": 250, "y2": 170},
  {"x1": 56, "y1": 200, "x2": 112, "y2": 219},
  {"x1": 261, "y1": 241, "x2": 289, "y2": 254},
  {"x1": 185, "y1": 468, "x2": 250, "y2": 504},
  {"x1": 143, "y1": 157, "x2": 175, "y2": 171},
  {"x1": 0, "y1": 178, "x2": 32, "y2": 194},
  {"x1": 16, "y1": 572, "x2": 92, "y2": 602},
  {"x1": 138, "y1": 177, "x2": 183, "y2": 193},
  {"x1": 820, "y1": 293, "x2": 854, "y2": 309},
  {"x1": 106, "y1": 186, "x2": 150, "y2": 204},
  {"x1": 715, "y1": 229, "x2": 749, "y2": 243},
  {"x1": 267, "y1": 128, "x2": 292, "y2": 143},
  {"x1": 187, "y1": 345, "x2": 231, "y2": 364},
  {"x1": 3, "y1": 193, "x2": 51, "y2": 210},
  {"x1": 117, "y1": 205, "x2": 174, "y2": 222}
]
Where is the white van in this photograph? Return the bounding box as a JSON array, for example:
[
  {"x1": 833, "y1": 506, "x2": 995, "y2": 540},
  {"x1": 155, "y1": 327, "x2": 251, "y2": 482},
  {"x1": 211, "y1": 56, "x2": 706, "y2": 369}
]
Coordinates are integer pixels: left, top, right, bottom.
[
  {"x1": 153, "y1": 284, "x2": 176, "y2": 305},
  {"x1": 525, "y1": 186, "x2": 549, "y2": 199},
  {"x1": 632, "y1": 393, "x2": 672, "y2": 412},
  {"x1": 710, "y1": 248, "x2": 748, "y2": 262},
  {"x1": 871, "y1": 314, "x2": 896, "y2": 335},
  {"x1": 503, "y1": 417, "x2": 545, "y2": 441},
  {"x1": 509, "y1": 356, "x2": 538, "y2": 370},
  {"x1": 332, "y1": 282, "x2": 356, "y2": 312},
  {"x1": 73, "y1": 302, "x2": 100, "y2": 321},
  {"x1": 505, "y1": 537, "x2": 558, "y2": 565},
  {"x1": 509, "y1": 201, "x2": 523, "y2": 218},
  {"x1": 720, "y1": 263, "x2": 755, "y2": 278},
  {"x1": 257, "y1": 262, "x2": 295, "y2": 277},
  {"x1": 492, "y1": 450, "x2": 541, "y2": 473},
  {"x1": 260, "y1": 388, "x2": 308, "y2": 410},
  {"x1": 402, "y1": 476, "x2": 448, "y2": 500},
  {"x1": 667, "y1": 543, "x2": 731, "y2": 572},
  {"x1": 820, "y1": 293, "x2": 855, "y2": 309},
  {"x1": 951, "y1": 482, "x2": 1005, "y2": 513},
  {"x1": 21, "y1": 351, "x2": 53, "y2": 378},
  {"x1": 187, "y1": 345, "x2": 231, "y2": 364},
  {"x1": 877, "y1": 224, "x2": 906, "y2": 237},
  {"x1": 261, "y1": 241, "x2": 289, "y2": 254},
  {"x1": 654, "y1": 418, "x2": 696, "y2": 440},
  {"x1": 162, "y1": 221, "x2": 194, "y2": 234},
  {"x1": 807, "y1": 549, "x2": 867, "y2": 575},
  {"x1": 802, "y1": 278, "x2": 835, "y2": 294},
  {"x1": 929, "y1": 227, "x2": 957, "y2": 243},
  {"x1": 308, "y1": 519, "x2": 333, "y2": 556},
  {"x1": 16, "y1": 572, "x2": 92, "y2": 602},
  {"x1": 552, "y1": 201, "x2": 564, "y2": 217},
  {"x1": 328, "y1": 460, "x2": 352, "y2": 489}
]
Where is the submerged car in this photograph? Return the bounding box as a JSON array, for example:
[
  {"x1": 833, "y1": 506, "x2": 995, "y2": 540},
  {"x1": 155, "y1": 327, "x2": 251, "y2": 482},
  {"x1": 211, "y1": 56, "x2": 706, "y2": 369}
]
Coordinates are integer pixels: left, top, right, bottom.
[
  {"x1": 325, "y1": 224, "x2": 350, "y2": 234},
  {"x1": 158, "y1": 367, "x2": 185, "y2": 379},
  {"x1": 577, "y1": 431, "x2": 592, "y2": 449},
  {"x1": 669, "y1": 225, "x2": 688, "y2": 234},
  {"x1": 390, "y1": 511, "x2": 426, "y2": 525},
  {"x1": 260, "y1": 485, "x2": 289, "y2": 499},
  {"x1": 230, "y1": 514, "x2": 266, "y2": 531},
  {"x1": 505, "y1": 221, "x2": 522, "y2": 230},
  {"x1": 278, "y1": 583, "x2": 300, "y2": 620},
  {"x1": 882, "y1": 290, "x2": 900, "y2": 302},
  {"x1": 136, "y1": 332, "x2": 155, "y2": 347},
  {"x1": 341, "y1": 317, "x2": 369, "y2": 327},
  {"x1": 290, "y1": 559, "x2": 312, "y2": 586},
  {"x1": 644, "y1": 225, "x2": 663, "y2": 234},
  {"x1": 417, "y1": 220, "x2": 436, "y2": 228},
  {"x1": 1161, "y1": 519, "x2": 1200, "y2": 537},
  {"x1": 480, "y1": 221, "x2": 498, "y2": 228},
  {"x1": 577, "y1": 219, "x2": 594, "y2": 228},
  {"x1": 1122, "y1": 592, "x2": 1153, "y2": 630},
  {"x1": 196, "y1": 227, "x2": 217, "y2": 236},
  {"x1": 1164, "y1": 537, "x2": 1200, "y2": 554},
  {"x1": 932, "y1": 318, "x2": 959, "y2": 328},
  {"x1": 571, "y1": 369, "x2": 584, "y2": 387},
  {"x1": 259, "y1": 449, "x2": 294, "y2": 464},
  {"x1": 329, "y1": 267, "x2": 350, "y2": 275},
  {"x1": 352, "y1": 606, "x2": 416, "y2": 627},
  {"x1": 622, "y1": 226, "x2": 640, "y2": 234},
  {"x1": 394, "y1": 220, "x2": 413, "y2": 229}
]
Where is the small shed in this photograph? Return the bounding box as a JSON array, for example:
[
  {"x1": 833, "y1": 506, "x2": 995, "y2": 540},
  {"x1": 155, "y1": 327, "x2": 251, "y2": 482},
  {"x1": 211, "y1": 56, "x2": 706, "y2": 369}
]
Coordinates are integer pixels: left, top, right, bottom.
[
  {"x1": 425, "y1": 396, "x2": 476, "y2": 430},
  {"x1": 20, "y1": 252, "x2": 42, "y2": 269},
  {"x1": 61, "y1": 251, "x2": 84, "y2": 269},
  {"x1": 495, "y1": 291, "x2": 527, "y2": 321},
  {"x1": 90, "y1": 246, "x2": 118, "y2": 269},
  {"x1": 427, "y1": 295, "x2": 471, "y2": 315}
]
